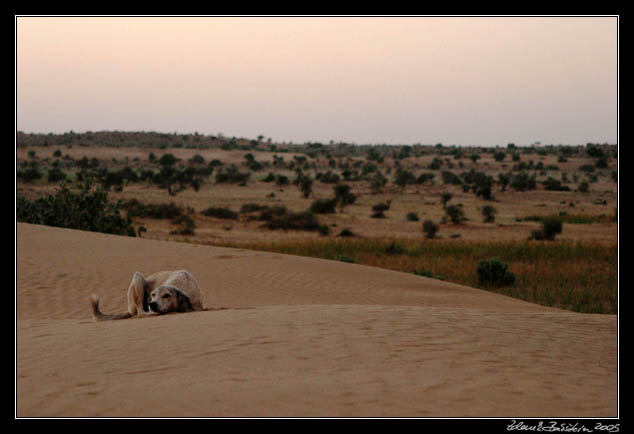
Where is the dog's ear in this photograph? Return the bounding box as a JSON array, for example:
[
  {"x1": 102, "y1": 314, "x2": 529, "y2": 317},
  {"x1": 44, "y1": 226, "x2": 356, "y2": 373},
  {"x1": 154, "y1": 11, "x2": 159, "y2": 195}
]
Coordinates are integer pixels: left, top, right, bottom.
[{"x1": 174, "y1": 289, "x2": 192, "y2": 312}]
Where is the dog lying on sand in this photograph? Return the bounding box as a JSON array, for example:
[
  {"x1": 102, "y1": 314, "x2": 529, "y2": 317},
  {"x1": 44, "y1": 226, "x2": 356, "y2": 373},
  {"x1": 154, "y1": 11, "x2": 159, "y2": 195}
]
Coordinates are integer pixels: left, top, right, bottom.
[{"x1": 91, "y1": 270, "x2": 203, "y2": 321}]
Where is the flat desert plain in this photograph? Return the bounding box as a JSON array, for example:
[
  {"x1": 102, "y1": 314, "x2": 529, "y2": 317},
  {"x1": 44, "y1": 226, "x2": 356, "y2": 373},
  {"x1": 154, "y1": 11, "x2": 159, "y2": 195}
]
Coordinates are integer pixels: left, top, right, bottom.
[{"x1": 16, "y1": 222, "x2": 617, "y2": 417}]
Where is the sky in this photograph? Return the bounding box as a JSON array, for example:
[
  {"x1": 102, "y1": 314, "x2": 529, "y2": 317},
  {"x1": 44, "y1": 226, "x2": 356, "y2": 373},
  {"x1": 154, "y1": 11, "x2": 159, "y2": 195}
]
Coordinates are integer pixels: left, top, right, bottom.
[{"x1": 16, "y1": 16, "x2": 618, "y2": 146}]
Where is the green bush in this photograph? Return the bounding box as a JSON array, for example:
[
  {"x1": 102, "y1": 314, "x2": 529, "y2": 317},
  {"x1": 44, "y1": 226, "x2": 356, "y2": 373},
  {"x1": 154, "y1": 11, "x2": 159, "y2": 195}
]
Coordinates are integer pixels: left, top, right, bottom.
[
  {"x1": 337, "y1": 228, "x2": 355, "y2": 237},
  {"x1": 215, "y1": 166, "x2": 251, "y2": 184},
  {"x1": 510, "y1": 172, "x2": 537, "y2": 191},
  {"x1": 47, "y1": 168, "x2": 66, "y2": 183},
  {"x1": 170, "y1": 214, "x2": 196, "y2": 235},
  {"x1": 445, "y1": 204, "x2": 466, "y2": 224},
  {"x1": 240, "y1": 203, "x2": 269, "y2": 214},
  {"x1": 17, "y1": 167, "x2": 42, "y2": 183},
  {"x1": 310, "y1": 198, "x2": 338, "y2": 214},
  {"x1": 201, "y1": 206, "x2": 238, "y2": 220},
  {"x1": 413, "y1": 266, "x2": 444, "y2": 280},
  {"x1": 17, "y1": 180, "x2": 141, "y2": 237},
  {"x1": 481, "y1": 205, "x2": 497, "y2": 223},
  {"x1": 122, "y1": 199, "x2": 184, "y2": 219},
  {"x1": 262, "y1": 209, "x2": 323, "y2": 232},
  {"x1": 543, "y1": 177, "x2": 571, "y2": 191},
  {"x1": 333, "y1": 183, "x2": 356, "y2": 211},
  {"x1": 422, "y1": 219, "x2": 439, "y2": 239},
  {"x1": 477, "y1": 257, "x2": 515, "y2": 286},
  {"x1": 530, "y1": 218, "x2": 563, "y2": 241}
]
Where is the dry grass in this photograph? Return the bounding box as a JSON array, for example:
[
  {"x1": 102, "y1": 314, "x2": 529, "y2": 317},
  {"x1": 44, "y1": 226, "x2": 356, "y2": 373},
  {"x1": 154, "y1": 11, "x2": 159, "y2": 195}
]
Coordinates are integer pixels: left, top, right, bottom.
[{"x1": 211, "y1": 237, "x2": 617, "y2": 314}]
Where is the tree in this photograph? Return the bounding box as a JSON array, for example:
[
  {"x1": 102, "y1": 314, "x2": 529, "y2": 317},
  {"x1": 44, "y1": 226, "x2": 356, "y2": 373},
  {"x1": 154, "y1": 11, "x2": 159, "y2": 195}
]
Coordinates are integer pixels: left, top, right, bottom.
[
  {"x1": 530, "y1": 218, "x2": 563, "y2": 241},
  {"x1": 159, "y1": 153, "x2": 178, "y2": 167},
  {"x1": 334, "y1": 183, "x2": 356, "y2": 212},
  {"x1": 497, "y1": 173, "x2": 510, "y2": 191},
  {"x1": 493, "y1": 151, "x2": 506, "y2": 162},
  {"x1": 441, "y1": 192, "x2": 453, "y2": 208},
  {"x1": 445, "y1": 204, "x2": 466, "y2": 224},
  {"x1": 423, "y1": 220, "x2": 439, "y2": 239},
  {"x1": 298, "y1": 175, "x2": 314, "y2": 199},
  {"x1": 481, "y1": 205, "x2": 497, "y2": 223}
]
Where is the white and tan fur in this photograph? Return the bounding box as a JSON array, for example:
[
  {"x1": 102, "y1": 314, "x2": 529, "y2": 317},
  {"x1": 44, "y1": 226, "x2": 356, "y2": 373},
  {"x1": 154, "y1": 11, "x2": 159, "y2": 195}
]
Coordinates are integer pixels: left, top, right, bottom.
[{"x1": 90, "y1": 270, "x2": 203, "y2": 321}]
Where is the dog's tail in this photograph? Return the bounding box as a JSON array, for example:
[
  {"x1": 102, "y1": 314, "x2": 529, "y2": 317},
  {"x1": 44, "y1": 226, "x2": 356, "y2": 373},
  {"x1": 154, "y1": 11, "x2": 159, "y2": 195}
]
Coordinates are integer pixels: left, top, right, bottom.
[{"x1": 90, "y1": 294, "x2": 133, "y2": 321}]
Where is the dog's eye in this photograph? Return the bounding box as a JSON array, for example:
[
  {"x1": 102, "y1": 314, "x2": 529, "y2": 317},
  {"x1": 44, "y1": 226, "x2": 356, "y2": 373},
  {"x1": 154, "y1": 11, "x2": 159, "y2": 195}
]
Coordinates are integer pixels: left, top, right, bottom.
[{"x1": 162, "y1": 294, "x2": 170, "y2": 299}]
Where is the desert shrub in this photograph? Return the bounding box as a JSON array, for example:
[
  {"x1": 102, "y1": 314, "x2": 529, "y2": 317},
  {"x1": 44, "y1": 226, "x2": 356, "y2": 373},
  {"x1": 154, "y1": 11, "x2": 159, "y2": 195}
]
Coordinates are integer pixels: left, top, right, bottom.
[
  {"x1": 585, "y1": 144, "x2": 605, "y2": 158},
  {"x1": 201, "y1": 206, "x2": 238, "y2": 220},
  {"x1": 150, "y1": 166, "x2": 206, "y2": 194},
  {"x1": 17, "y1": 167, "x2": 42, "y2": 183},
  {"x1": 310, "y1": 198, "x2": 338, "y2": 214},
  {"x1": 371, "y1": 201, "x2": 391, "y2": 218},
  {"x1": 463, "y1": 169, "x2": 494, "y2": 200},
  {"x1": 481, "y1": 205, "x2": 497, "y2": 223},
  {"x1": 578, "y1": 164, "x2": 595, "y2": 173},
  {"x1": 440, "y1": 192, "x2": 453, "y2": 207},
  {"x1": 337, "y1": 228, "x2": 355, "y2": 237},
  {"x1": 422, "y1": 219, "x2": 439, "y2": 239},
  {"x1": 256, "y1": 206, "x2": 289, "y2": 222},
  {"x1": 74, "y1": 156, "x2": 100, "y2": 169},
  {"x1": 275, "y1": 174, "x2": 290, "y2": 186},
  {"x1": 95, "y1": 168, "x2": 125, "y2": 191},
  {"x1": 333, "y1": 183, "x2": 356, "y2": 211},
  {"x1": 188, "y1": 154, "x2": 205, "y2": 165},
  {"x1": 121, "y1": 199, "x2": 184, "y2": 219},
  {"x1": 477, "y1": 257, "x2": 515, "y2": 286},
  {"x1": 170, "y1": 214, "x2": 196, "y2": 235},
  {"x1": 372, "y1": 201, "x2": 391, "y2": 212},
  {"x1": 542, "y1": 177, "x2": 570, "y2": 191},
  {"x1": 445, "y1": 204, "x2": 466, "y2": 224},
  {"x1": 530, "y1": 218, "x2": 563, "y2": 241},
  {"x1": 46, "y1": 168, "x2": 66, "y2": 183},
  {"x1": 441, "y1": 171, "x2": 462, "y2": 185},
  {"x1": 497, "y1": 173, "x2": 510, "y2": 191},
  {"x1": 595, "y1": 156, "x2": 609, "y2": 169},
  {"x1": 416, "y1": 173, "x2": 435, "y2": 185},
  {"x1": 318, "y1": 225, "x2": 331, "y2": 236},
  {"x1": 413, "y1": 266, "x2": 444, "y2": 280},
  {"x1": 159, "y1": 153, "x2": 178, "y2": 167},
  {"x1": 318, "y1": 171, "x2": 340, "y2": 184},
  {"x1": 215, "y1": 166, "x2": 251, "y2": 185},
  {"x1": 240, "y1": 203, "x2": 269, "y2": 214},
  {"x1": 510, "y1": 172, "x2": 537, "y2": 191},
  {"x1": 17, "y1": 180, "x2": 141, "y2": 237},
  {"x1": 370, "y1": 172, "x2": 388, "y2": 192},
  {"x1": 262, "y1": 209, "x2": 323, "y2": 232},
  {"x1": 297, "y1": 174, "x2": 314, "y2": 198},
  {"x1": 394, "y1": 169, "x2": 417, "y2": 189},
  {"x1": 406, "y1": 212, "x2": 420, "y2": 222},
  {"x1": 578, "y1": 180, "x2": 589, "y2": 193},
  {"x1": 118, "y1": 166, "x2": 140, "y2": 183},
  {"x1": 334, "y1": 255, "x2": 355, "y2": 263}
]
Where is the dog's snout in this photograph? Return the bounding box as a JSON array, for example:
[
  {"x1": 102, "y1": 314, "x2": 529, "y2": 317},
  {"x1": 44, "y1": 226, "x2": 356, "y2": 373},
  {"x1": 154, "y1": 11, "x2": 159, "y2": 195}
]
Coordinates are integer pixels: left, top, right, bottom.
[{"x1": 149, "y1": 302, "x2": 158, "y2": 312}]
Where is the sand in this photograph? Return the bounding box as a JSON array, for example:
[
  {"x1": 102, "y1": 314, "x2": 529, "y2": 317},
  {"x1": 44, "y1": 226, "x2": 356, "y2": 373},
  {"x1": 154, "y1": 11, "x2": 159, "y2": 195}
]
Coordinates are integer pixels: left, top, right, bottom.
[{"x1": 16, "y1": 223, "x2": 618, "y2": 417}]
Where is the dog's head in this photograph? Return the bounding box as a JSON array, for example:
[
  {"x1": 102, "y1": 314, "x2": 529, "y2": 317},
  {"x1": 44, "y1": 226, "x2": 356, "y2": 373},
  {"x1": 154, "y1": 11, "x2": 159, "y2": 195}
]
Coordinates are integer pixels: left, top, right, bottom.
[{"x1": 148, "y1": 285, "x2": 192, "y2": 314}]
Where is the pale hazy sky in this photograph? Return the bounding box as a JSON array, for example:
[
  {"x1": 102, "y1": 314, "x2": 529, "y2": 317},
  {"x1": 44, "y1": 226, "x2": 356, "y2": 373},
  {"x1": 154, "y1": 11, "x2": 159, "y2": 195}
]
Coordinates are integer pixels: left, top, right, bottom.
[{"x1": 16, "y1": 16, "x2": 618, "y2": 146}]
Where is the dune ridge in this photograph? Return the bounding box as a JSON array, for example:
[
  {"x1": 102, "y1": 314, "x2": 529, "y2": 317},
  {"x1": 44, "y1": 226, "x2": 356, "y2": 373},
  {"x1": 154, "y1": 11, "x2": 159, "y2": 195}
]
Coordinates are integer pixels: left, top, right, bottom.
[{"x1": 16, "y1": 223, "x2": 617, "y2": 417}]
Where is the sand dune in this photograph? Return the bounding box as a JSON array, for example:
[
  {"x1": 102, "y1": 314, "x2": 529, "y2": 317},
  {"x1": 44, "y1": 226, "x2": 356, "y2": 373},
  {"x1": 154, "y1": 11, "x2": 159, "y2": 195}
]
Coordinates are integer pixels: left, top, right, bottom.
[{"x1": 16, "y1": 223, "x2": 617, "y2": 417}]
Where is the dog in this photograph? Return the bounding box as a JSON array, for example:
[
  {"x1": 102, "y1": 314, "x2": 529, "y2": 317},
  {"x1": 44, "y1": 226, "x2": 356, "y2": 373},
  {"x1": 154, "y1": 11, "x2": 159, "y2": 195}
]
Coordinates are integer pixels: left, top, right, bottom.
[{"x1": 90, "y1": 270, "x2": 203, "y2": 321}]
